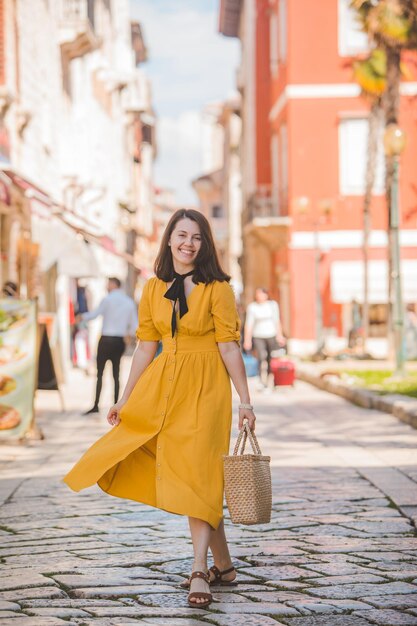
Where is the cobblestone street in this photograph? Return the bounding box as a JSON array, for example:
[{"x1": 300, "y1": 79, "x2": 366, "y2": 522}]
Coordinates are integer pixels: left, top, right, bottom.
[{"x1": 1, "y1": 365, "x2": 417, "y2": 626}]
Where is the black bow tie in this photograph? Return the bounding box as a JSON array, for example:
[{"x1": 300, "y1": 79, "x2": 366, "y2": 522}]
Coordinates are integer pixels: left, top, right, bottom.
[{"x1": 164, "y1": 270, "x2": 194, "y2": 337}]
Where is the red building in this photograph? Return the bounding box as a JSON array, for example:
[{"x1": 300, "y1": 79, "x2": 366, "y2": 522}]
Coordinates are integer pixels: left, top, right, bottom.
[{"x1": 219, "y1": 0, "x2": 417, "y2": 355}]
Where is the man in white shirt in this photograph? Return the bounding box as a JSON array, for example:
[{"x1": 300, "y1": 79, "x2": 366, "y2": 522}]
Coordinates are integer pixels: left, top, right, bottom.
[{"x1": 78, "y1": 277, "x2": 138, "y2": 414}]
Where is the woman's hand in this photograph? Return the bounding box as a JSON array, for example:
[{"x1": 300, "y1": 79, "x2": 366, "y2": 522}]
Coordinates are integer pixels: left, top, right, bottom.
[
  {"x1": 243, "y1": 339, "x2": 252, "y2": 352},
  {"x1": 238, "y1": 407, "x2": 256, "y2": 431},
  {"x1": 107, "y1": 401, "x2": 125, "y2": 427}
]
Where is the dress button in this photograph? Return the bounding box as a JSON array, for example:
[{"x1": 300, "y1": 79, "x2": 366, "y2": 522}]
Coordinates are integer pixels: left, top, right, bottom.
[
  {"x1": 169, "y1": 377, "x2": 173, "y2": 381},
  {"x1": 157, "y1": 463, "x2": 161, "y2": 467},
  {"x1": 157, "y1": 446, "x2": 161, "y2": 450},
  {"x1": 161, "y1": 411, "x2": 165, "y2": 416}
]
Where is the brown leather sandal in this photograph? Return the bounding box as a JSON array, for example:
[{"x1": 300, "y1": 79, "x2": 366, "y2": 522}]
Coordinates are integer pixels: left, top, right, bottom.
[
  {"x1": 209, "y1": 565, "x2": 238, "y2": 586},
  {"x1": 181, "y1": 564, "x2": 237, "y2": 589},
  {"x1": 187, "y1": 570, "x2": 212, "y2": 609}
]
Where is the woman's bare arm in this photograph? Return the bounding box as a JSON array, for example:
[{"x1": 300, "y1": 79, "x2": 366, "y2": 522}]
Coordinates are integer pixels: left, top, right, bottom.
[
  {"x1": 107, "y1": 340, "x2": 158, "y2": 425},
  {"x1": 218, "y1": 341, "x2": 256, "y2": 430},
  {"x1": 276, "y1": 318, "x2": 285, "y2": 344},
  {"x1": 243, "y1": 322, "x2": 253, "y2": 351}
]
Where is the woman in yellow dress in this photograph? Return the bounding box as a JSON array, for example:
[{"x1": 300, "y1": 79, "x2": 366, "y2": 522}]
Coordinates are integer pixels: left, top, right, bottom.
[{"x1": 64, "y1": 209, "x2": 256, "y2": 609}]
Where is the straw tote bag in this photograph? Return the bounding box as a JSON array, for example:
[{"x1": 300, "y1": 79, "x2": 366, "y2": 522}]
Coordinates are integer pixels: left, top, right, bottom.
[{"x1": 223, "y1": 422, "x2": 272, "y2": 525}]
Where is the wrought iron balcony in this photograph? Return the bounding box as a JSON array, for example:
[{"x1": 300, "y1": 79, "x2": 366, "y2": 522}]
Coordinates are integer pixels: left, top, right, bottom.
[{"x1": 59, "y1": 0, "x2": 99, "y2": 59}]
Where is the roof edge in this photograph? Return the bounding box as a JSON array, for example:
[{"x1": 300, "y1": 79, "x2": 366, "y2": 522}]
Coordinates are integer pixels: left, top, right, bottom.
[{"x1": 219, "y1": 0, "x2": 242, "y2": 38}]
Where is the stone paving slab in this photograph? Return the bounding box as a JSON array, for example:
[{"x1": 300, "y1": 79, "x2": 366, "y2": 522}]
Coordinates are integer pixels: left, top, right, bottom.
[
  {"x1": 72, "y1": 584, "x2": 180, "y2": 598},
  {"x1": 362, "y1": 594, "x2": 417, "y2": 609},
  {"x1": 303, "y1": 573, "x2": 388, "y2": 585},
  {"x1": 0, "y1": 601, "x2": 21, "y2": 611},
  {"x1": 1, "y1": 372, "x2": 417, "y2": 624},
  {"x1": 204, "y1": 616, "x2": 287, "y2": 626},
  {"x1": 0, "y1": 618, "x2": 75, "y2": 625},
  {"x1": 24, "y1": 606, "x2": 93, "y2": 618},
  {"x1": 20, "y1": 599, "x2": 127, "y2": 608},
  {"x1": 81, "y1": 606, "x2": 209, "y2": 618},
  {"x1": 209, "y1": 600, "x2": 300, "y2": 615},
  {"x1": 306, "y1": 581, "x2": 417, "y2": 599},
  {"x1": 286, "y1": 617, "x2": 374, "y2": 626},
  {"x1": 356, "y1": 609, "x2": 417, "y2": 625},
  {"x1": 140, "y1": 620, "x2": 211, "y2": 626},
  {"x1": 0, "y1": 587, "x2": 68, "y2": 602}
]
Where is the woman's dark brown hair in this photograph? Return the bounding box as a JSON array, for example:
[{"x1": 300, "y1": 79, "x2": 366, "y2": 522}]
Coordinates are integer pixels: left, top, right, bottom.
[{"x1": 154, "y1": 209, "x2": 230, "y2": 284}]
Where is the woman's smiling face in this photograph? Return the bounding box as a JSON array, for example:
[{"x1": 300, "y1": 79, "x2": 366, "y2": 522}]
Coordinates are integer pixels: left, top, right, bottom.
[{"x1": 169, "y1": 218, "x2": 202, "y2": 272}]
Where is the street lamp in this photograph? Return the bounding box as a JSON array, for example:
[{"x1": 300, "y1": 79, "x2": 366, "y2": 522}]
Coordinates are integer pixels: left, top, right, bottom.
[{"x1": 383, "y1": 123, "x2": 406, "y2": 376}]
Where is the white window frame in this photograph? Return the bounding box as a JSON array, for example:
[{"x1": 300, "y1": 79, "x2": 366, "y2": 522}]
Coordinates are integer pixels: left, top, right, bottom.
[
  {"x1": 338, "y1": 0, "x2": 369, "y2": 57},
  {"x1": 338, "y1": 117, "x2": 385, "y2": 196}
]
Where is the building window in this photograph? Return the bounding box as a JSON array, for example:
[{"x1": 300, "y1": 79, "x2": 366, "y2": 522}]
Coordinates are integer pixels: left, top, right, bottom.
[
  {"x1": 212, "y1": 204, "x2": 223, "y2": 219},
  {"x1": 87, "y1": 0, "x2": 95, "y2": 30},
  {"x1": 280, "y1": 123, "x2": 288, "y2": 212},
  {"x1": 278, "y1": 0, "x2": 287, "y2": 62},
  {"x1": 338, "y1": 0, "x2": 369, "y2": 56},
  {"x1": 141, "y1": 123, "x2": 153, "y2": 145},
  {"x1": 339, "y1": 118, "x2": 385, "y2": 196},
  {"x1": 270, "y1": 11, "x2": 279, "y2": 76},
  {"x1": 271, "y1": 133, "x2": 280, "y2": 214}
]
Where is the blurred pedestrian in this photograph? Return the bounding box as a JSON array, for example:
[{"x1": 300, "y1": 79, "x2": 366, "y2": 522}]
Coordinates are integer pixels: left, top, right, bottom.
[
  {"x1": 348, "y1": 299, "x2": 363, "y2": 349},
  {"x1": 78, "y1": 277, "x2": 137, "y2": 415},
  {"x1": 72, "y1": 280, "x2": 92, "y2": 372},
  {"x1": 405, "y1": 303, "x2": 417, "y2": 360},
  {"x1": 64, "y1": 209, "x2": 256, "y2": 609},
  {"x1": 243, "y1": 287, "x2": 285, "y2": 389}
]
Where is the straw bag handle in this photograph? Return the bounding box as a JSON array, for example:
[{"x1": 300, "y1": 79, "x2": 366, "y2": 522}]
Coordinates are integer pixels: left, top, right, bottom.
[{"x1": 233, "y1": 421, "x2": 262, "y2": 456}]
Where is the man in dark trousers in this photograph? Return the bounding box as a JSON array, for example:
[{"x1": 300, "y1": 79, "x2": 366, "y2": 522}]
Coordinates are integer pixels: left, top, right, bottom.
[{"x1": 78, "y1": 277, "x2": 137, "y2": 414}]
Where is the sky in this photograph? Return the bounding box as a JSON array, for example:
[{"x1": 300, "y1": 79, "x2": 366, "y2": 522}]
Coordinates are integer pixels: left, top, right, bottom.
[{"x1": 130, "y1": 0, "x2": 240, "y2": 205}]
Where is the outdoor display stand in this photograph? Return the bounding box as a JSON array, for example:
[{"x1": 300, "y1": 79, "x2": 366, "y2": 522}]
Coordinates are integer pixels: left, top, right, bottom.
[
  {"x1": 0, "y1": 298, "x2": 37, "y2": 439},
  {"x1": 37, "y1": 313, "x2": 64, "y2": 412},
  {"x1": 37, "y1": 324, "x2": 58, "y2": 390}
]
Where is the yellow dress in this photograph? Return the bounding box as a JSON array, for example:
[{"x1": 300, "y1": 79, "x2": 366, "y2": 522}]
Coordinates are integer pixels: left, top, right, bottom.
[{"x1": 63, "y1": 278, "x2": 241, "y2": 529}]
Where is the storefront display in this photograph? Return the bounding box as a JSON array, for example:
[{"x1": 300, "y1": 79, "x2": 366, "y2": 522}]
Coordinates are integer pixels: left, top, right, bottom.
[{"x1": 0, "y1": 298, "x2": 37, "y2": 438}]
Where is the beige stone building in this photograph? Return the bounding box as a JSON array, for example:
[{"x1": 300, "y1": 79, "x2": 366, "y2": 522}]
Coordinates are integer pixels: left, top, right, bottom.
[{"x1": 0, "y1": 0, "x2": 156, "y2": 370}]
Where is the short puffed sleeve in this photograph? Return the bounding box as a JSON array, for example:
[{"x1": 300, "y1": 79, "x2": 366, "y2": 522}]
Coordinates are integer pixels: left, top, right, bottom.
[
  {"x1": 211, "y1": 280, "x2": 241, "y2": 344},
  {"x1": 136, "y1": 280, "x2": 162, "y2": 342}
]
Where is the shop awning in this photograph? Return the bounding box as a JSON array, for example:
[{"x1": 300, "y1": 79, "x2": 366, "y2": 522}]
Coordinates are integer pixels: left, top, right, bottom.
[
  {"x1": 0, "y1": 165, "x2": 52, "y2": 216},
  {"x1": 32, "y1": 216, "x2": 100, "y2": 278},
  {"x1": 331, "y1": 260, "x2": 417, "y2": 304},
  {"x1": 0, "y1": 171, "x2": 11, "y2": 206},
  {"x1": 1, "y1": 164, "x2": 138, "y2": 275}
]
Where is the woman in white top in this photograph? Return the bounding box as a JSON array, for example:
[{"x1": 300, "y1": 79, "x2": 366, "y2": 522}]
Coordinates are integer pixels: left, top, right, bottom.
[{"x1": 243, "y1": 287, "x2": 285, "y2": 387}]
